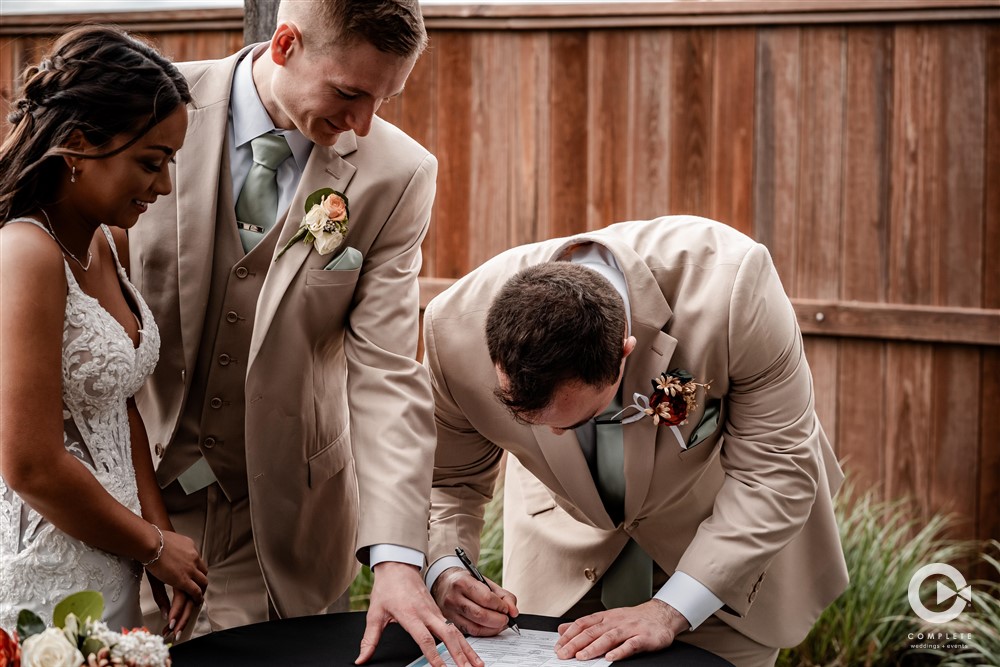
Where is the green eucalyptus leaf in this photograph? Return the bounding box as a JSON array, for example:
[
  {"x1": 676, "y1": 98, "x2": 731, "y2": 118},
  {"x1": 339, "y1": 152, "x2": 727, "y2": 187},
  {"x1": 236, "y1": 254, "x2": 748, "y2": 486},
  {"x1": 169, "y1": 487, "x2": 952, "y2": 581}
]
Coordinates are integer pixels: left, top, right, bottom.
[
  {"x1": 16, "y1": 609, "x2": 46, "y2": 640},
  {"x1": 82, "y1": 635, "x2": 108, "y2": 658},
  {"x1": 668, "y1": 368, "x2": 694, "y2": 383},
  {"x1": 304, "y1": 188, "x2": 336, "y2": 212},
  {"x1": 53, "y1": 591, "x2": 103, "y2": 628}
]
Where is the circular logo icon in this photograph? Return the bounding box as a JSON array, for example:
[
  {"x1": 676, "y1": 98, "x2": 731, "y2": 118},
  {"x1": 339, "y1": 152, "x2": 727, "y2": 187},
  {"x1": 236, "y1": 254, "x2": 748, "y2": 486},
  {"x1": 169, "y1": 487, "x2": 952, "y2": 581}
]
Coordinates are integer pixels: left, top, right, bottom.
[{"x1": 908, "y1": 563, "x2": 972, "y2": 624}]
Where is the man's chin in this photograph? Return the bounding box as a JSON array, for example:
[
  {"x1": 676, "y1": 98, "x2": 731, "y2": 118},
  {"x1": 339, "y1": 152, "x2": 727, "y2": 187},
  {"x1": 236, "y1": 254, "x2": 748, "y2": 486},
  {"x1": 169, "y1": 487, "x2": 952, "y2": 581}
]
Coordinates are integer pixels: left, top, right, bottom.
[{"x1": 307, "y1": 125, "x2": 344, "y2": 147}]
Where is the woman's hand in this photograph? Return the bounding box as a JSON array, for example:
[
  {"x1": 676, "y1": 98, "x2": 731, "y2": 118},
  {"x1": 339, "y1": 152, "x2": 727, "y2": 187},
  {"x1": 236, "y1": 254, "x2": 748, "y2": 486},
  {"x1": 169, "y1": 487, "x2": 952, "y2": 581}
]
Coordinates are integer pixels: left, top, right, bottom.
[{"x1": 145, "y1": 527, "x2": 208, "y2": 604}]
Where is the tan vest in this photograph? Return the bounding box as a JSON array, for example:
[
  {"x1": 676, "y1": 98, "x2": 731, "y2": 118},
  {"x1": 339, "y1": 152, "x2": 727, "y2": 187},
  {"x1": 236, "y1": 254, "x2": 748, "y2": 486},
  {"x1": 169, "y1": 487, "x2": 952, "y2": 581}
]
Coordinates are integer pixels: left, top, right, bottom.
[{"x1": 171, "y1": 175, "x2": 281, "y2": 501}]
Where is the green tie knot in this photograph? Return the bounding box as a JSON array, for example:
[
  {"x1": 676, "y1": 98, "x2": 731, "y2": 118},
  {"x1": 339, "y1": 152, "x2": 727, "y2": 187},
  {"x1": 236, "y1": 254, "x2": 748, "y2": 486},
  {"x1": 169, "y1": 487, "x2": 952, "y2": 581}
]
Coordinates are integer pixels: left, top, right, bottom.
[{"x1": 250, "y1": 133, "x2": 292, "y2": 171}]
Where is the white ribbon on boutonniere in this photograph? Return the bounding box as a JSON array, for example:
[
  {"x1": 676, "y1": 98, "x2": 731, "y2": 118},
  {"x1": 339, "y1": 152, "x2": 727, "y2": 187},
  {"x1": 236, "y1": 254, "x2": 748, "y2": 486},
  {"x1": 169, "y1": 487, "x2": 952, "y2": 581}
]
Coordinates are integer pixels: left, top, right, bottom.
[
  {"x1": 275, "y1": 188, "x2": 349, "y2": 261},
  {"x1": 610, "y1": 368, "x2": 712, "y2": 450}
]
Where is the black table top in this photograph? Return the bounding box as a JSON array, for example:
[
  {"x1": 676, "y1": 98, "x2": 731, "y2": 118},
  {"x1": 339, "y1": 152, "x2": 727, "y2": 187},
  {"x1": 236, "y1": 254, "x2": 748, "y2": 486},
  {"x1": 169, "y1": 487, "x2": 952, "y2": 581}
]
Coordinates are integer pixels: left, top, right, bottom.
[{"x1": 170, "y1": 612, "x2": 735, "y2": 666}]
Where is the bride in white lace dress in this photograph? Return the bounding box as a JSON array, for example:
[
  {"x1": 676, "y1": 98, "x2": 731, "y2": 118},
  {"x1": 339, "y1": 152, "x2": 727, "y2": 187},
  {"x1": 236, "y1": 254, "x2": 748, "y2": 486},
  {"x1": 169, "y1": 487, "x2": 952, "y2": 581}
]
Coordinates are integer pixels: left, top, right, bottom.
[{"x1": 0, "y1": 26, "x2": 206, "y2": 635}]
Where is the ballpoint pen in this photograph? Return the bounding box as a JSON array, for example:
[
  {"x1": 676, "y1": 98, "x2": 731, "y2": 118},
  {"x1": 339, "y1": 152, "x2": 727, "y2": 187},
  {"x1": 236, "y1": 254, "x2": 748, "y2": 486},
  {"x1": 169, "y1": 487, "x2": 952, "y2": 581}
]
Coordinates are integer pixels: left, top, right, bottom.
[{"x1": 455, "y1": 546, "x2": 521, "y2": 636}]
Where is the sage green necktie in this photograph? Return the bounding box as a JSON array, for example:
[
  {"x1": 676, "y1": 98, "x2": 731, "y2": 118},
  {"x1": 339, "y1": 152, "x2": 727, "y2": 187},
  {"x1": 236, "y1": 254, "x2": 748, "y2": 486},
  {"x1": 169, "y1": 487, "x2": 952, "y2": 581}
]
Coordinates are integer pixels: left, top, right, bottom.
[
  {"x1": 595, "y1": 395, "x2": 653, "y2": 609},
  {"x1": 236, "y1": 133, "x2": 292, "y2": 252}
]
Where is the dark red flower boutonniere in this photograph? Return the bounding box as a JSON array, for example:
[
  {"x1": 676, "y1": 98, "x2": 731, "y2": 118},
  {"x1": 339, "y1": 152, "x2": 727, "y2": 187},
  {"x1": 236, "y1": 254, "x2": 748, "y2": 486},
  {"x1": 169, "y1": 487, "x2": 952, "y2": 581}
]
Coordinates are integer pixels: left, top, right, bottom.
[{"x1": 620, "y1": 368, "x2": 712, "y2": 427}]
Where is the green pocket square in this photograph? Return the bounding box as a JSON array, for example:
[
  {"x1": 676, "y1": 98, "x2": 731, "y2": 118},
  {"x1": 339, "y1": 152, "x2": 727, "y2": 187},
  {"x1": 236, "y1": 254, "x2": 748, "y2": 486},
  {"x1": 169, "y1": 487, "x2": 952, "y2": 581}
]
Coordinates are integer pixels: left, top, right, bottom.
[
  {"x1": 323, "y1": 246, "x2": 362, "y2": 270},
  {"x1": 687, "y1": 402, "x2": 721, "y2": 448}
]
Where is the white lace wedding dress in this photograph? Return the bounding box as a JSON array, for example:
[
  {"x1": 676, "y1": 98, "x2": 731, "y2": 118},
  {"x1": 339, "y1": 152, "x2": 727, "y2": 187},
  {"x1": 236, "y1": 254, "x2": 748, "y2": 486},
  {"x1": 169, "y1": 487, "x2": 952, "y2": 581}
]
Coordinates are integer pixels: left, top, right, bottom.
[{"x1": 0, "y1": 220, "x2": 160, "y2": 631}]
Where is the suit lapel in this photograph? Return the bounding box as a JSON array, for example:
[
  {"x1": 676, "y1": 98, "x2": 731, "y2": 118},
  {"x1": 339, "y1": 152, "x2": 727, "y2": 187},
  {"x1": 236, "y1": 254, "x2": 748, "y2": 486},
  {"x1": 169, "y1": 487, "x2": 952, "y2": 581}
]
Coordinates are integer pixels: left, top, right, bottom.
[
  {"x1": 610, "y1": 236, "x2": 677, "y2": 522},
  {"x1": 249, "y1": 134, "x2": 358, "y2": 364},
  {"x1": 174, "y1": 50, "x2": 246, "y2": 378},
  {"x1": 532, "y1": 426, "x2": 616, "y2": 530}
]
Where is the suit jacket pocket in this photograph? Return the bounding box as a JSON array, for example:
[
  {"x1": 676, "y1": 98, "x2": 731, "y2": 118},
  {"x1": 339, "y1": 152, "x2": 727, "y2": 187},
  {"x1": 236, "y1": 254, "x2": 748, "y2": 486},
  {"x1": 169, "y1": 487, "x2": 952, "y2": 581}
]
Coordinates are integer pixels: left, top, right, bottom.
[
  {"x1": 305, "y1": 265, "x2": 361, "y2": 287},
  {"x1": 308, "y1": 429, "x2": 351, "y2": 488}
]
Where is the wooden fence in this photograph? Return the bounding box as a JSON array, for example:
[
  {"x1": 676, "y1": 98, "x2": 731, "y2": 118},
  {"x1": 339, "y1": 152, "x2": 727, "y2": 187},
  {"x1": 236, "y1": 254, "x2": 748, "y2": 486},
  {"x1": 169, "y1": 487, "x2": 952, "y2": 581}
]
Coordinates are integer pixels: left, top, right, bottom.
[{"x1": 2, "y1": 2, "x2": 997, "y2": 546}]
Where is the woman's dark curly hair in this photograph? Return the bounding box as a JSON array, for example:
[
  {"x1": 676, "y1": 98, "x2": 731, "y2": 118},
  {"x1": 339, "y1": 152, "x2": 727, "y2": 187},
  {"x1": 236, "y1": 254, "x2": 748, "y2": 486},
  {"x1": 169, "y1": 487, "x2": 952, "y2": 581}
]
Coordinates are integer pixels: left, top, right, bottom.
[{"x1": 0, "y1": 24, "x2": 192, "y2": 221}]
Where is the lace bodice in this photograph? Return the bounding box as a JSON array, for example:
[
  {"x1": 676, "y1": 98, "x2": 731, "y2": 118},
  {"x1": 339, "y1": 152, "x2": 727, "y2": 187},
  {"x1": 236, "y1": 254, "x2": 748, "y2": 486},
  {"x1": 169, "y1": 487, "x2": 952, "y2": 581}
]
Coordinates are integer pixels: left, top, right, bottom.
[{"x1": 0, "y1": 220, "x2": 160, "y2": 631}]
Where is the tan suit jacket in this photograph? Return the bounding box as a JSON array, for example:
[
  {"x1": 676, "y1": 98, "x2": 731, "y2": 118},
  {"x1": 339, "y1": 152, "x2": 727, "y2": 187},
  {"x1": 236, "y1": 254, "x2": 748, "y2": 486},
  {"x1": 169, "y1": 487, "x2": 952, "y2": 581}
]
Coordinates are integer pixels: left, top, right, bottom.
[
  {"x1": 130, "y1": 47, "x2": 438, "y2": 617},
  {"x1": 424, "y1": 217, "x2": 848, "y2": 648}
]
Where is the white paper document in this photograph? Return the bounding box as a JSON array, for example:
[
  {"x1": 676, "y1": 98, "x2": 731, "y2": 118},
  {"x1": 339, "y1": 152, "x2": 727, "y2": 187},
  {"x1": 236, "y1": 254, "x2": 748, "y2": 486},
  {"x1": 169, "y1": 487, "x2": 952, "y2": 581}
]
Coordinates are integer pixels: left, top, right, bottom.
[{"x1": 405, "y1": 629, "x2": 612, "y2": 667}]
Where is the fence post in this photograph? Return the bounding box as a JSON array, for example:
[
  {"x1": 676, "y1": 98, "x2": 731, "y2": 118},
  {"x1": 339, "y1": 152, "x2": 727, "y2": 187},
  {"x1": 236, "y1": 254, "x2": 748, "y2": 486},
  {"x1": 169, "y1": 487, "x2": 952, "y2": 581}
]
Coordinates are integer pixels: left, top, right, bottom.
[{"x1": 243, "y1": 0, "x2": 279, "y2": 45}]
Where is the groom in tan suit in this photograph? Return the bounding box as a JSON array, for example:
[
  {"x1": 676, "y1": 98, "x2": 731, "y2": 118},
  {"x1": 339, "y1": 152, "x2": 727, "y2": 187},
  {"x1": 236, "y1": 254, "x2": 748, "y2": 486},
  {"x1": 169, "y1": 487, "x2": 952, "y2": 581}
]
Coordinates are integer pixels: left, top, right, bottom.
[
  {"x1": 128, "y1": 2, "x2": 478, "y2": 665},
  {"x1": 423, "y1": 217, "x2": 848, "y2": 666}
]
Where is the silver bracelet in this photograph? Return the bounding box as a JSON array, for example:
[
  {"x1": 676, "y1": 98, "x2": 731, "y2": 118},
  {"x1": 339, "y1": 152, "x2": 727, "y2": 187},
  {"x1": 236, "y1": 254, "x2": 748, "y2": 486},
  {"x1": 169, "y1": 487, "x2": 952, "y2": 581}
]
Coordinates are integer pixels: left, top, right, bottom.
[{"x1": 141, "y1": 524, "x2": 164, "y2": 568}]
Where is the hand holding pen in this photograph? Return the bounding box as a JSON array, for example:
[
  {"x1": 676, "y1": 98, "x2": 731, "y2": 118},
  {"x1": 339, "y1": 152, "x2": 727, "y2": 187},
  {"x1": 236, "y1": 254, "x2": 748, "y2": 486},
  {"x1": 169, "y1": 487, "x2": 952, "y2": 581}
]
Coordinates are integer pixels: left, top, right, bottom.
[{"x1": 455, "y1": 547, "x2": 521, "y2": 636}]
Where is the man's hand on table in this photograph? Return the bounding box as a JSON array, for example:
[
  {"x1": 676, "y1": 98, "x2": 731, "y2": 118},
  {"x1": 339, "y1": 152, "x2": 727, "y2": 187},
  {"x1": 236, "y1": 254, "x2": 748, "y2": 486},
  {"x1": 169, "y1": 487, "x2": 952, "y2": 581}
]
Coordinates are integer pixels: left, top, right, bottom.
[
  {"x1": 554, "y1": 599, "x2": 689, "y2": 662},
  {"x1": 356, "y1": 561, "x2": 483, "y2": 667},
  {"x1": 431, "y1": 566, "x2": 519, "y2": 637}
]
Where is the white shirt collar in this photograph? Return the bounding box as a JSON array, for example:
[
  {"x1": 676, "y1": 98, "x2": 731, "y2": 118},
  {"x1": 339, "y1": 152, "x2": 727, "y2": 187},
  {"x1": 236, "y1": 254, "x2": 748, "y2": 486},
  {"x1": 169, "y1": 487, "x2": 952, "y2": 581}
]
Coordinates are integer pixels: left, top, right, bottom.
[{"x1": 230, "y1": 46, "x2": 312, "y2": 169}]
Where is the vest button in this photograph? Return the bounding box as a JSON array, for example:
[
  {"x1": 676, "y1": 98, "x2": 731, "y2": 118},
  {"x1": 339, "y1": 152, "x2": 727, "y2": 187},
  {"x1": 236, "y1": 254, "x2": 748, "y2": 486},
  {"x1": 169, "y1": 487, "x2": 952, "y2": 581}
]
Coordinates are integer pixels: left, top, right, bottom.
[
  {"x1": 226, "y1": 311, "x2": 239, "y2": 323},
  {"x1": 584, "y1": 568, "x2": 597, "y2": 582},
  {"x1": 219, "y1": 354, "x2": 231, "y2": 366},
  {"x1": 210, "y1": 397, "x2": 223, "y2": 409},
  {"x1": 235, "y1": 266, "x2": 249, "y2": 278},
  {"x1": 203, "y1": 436, "x2": 216, "y2": 449},
  {"x1": 154, "y1": 443, "x2": 164, "y2": 457}
]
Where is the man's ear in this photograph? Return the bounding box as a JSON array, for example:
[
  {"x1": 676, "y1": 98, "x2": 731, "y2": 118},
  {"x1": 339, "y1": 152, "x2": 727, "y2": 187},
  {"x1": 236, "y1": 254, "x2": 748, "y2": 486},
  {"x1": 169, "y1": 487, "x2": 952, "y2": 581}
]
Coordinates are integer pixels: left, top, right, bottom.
[
  {"x1": 622, "y1": 335, "x2": 637, "y2": 359},
  {"x1": 270, "y1": 21, "x2": 302, "y2": 67}
]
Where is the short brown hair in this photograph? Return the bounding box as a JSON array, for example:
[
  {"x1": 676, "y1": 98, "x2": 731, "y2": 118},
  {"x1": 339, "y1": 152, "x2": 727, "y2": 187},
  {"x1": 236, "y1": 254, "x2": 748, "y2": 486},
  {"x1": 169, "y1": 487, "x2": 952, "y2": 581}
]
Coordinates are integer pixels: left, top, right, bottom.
[
  {"x1": 280, "y1": 0, "x2": 427, "y2": 58},
  {"x1": 485, "y1": 262, "x2": 626, "y2": 419}
]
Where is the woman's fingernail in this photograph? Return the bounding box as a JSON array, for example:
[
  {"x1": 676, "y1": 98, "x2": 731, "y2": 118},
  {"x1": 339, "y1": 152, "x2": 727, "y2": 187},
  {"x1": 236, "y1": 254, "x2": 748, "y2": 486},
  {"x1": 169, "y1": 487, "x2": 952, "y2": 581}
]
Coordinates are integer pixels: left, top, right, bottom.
[{"x1": 169, "y1": 619, "x2": 176, "y2": 631}]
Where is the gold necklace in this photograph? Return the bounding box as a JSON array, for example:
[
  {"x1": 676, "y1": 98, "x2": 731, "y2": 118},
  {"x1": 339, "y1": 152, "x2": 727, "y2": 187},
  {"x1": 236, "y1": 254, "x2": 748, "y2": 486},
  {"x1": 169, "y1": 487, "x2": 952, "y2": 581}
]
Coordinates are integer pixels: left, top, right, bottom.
[{"x1": 38, "y1": 208, "x2": 92, "y2": 271}]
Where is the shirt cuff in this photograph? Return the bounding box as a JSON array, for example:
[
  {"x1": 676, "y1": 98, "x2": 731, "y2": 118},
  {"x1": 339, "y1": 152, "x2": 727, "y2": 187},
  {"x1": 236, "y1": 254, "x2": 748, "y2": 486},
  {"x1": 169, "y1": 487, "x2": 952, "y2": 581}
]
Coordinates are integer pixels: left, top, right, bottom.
[
  {"x1": 425, "y1": 556, "x2": 465, "y2": 591},
  {"x1": 369, "y1": 544, "x2": 425, "y2": 570},
  {"x1": 653, "y1": 571, "x2": 724, "y2": 630}
]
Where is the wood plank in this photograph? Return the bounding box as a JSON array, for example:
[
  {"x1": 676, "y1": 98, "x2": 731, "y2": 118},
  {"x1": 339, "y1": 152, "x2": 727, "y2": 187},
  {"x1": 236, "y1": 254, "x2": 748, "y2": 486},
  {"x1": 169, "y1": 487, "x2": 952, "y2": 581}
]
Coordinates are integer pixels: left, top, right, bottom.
[
  {"x1": 586, "y1": 29, "x2": 631, "y2": 231},
  {"x1": 836, "y1": 340, "x2": 886, "y2": 490},
  {"x1": 936, "y1": 25, "x2": 986, "y2": 309},
  {"x1": 979, "y1": 24, "x2": 1000, "y2": 555},
  {"x1": 752, "y1": 27, "x2": 800, "y2": 286},
  {"x1": 986, "y1": 24, "x2": 1000, "y2": 312},
  {"x1": 929, "y1": 347, "x2": 981, "y2": 538},
  {"x1": 890, "y1": 24, "x2": 941, "y2": 306},
  {"x1": 668, "y1": 28, "x2": 713, "y2": 215},
  {"x1": 980, "y1": 349, "x2": 1000, "y2": 546},
  {"x1": 547, "y1": 31, "x2": 590, "y2": 240},
  {"x1": 842, "y1": 26, "x2": 892, "y2": 303},
  {"x1": 628, "y1": 29, "x2": 672, "y2": 220},
  {"x1": 795, "y1": 299, "x2": 1000, "y2": 345},
  {"x1": 429, "y1": 32, "x2": 474, "y2": 279},
  {"x1": 510, "y1": 32, "x2": 548, "y2": 249},
  {"x1": 884, "y1": 343, "x2": 934, "y2": 519},
  {"x1": 796, "y1": 26, "x2": 845, "y2": 444},
  {"x1": 796, "y1": 25, "x2": 844, "y2": 301},
  {"x1": 708, "y1": 27, "x2": 755, "y2": 235},
  {"x1": 470, "y1": 32, "x2": 514, "y2": 265}
]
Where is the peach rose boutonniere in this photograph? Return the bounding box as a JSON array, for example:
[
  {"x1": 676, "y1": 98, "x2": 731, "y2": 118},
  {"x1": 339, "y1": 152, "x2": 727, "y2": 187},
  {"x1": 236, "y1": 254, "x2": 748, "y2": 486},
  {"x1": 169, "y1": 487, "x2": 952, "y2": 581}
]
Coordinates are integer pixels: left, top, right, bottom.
[{"x1": 275, "y1": 188, "x2": 349, "y2": 261}]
